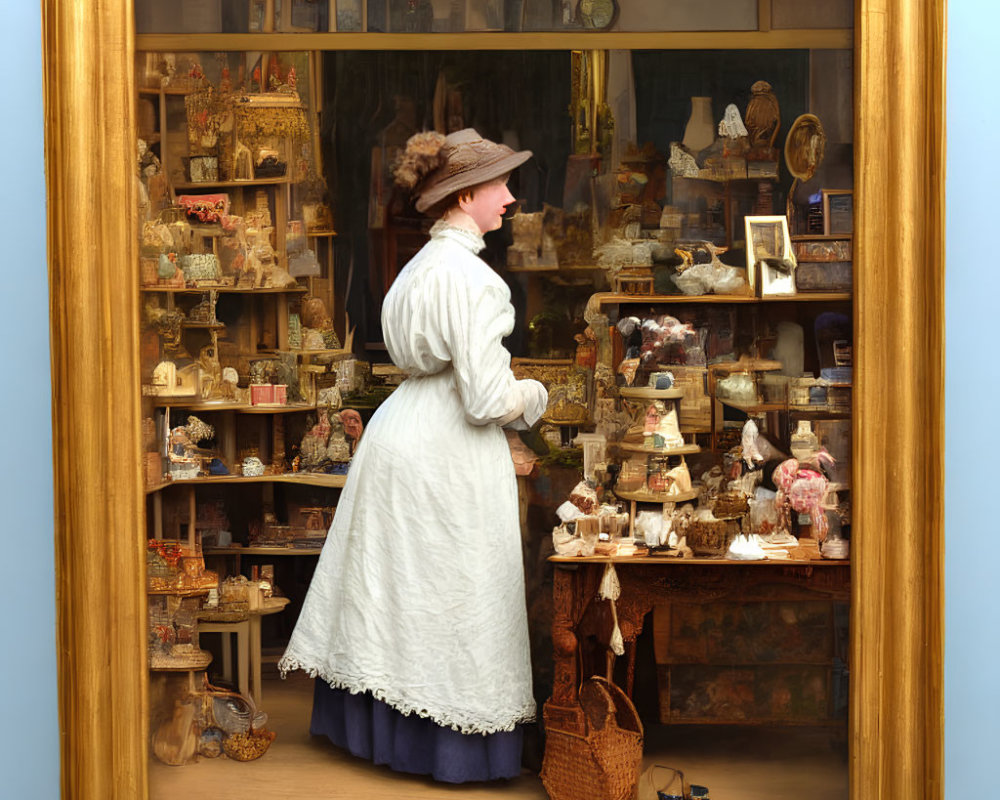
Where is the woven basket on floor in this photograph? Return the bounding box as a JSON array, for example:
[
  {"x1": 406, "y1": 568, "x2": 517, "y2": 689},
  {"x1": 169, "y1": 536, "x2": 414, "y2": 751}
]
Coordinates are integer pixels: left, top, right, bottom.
[{"x1": 541, "y1": 676, "x2": 644, "y2": 800}]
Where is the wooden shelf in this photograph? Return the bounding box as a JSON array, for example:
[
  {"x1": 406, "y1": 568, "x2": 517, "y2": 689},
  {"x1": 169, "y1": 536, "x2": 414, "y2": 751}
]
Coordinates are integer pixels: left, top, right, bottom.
[
  {"x1": 788, "y1": 407, "x2": 852, "y2": 419},
  {"x1": 141, "y1": 285, "x2": 307, "y2": 294},
  {"x1": 149, "y1": 400, "x2": 317, "y2": 413},
  {"x1": 173, "y1": 177, "x2": 292, "y2": 189},
  {"x1": 618, "y1": 442, "x2": 701, "y2": 456},
  {"x1": 616, "y1": 488, "x2": 700, "y2": 504},
  {"x1": 134, "y1": 30, "x2": 855, "y2": 54},
  {"x1": 205, "y1": 546, "x2": 324, "y2": 556},
  {"x1": 594, "y1": 291, "x2": 851, "y2": 306},
  {"x1": 306, "y1": 230, "x2": 338, "y2": 237},
  {"x1": 718, "y1": 399, "x2": 788, "y2": 414},
  {"x1": 181, "y1": 321, "x2": 225, "y2": 329},
  {"x1": 149, "y1": 651, "x2": 214, "y2": 672},
  {"x1": 146, "y1": 587, "x2": 212, "y2": 597},
  {"x1": 619, "y1": 386, "x2": 685, "y2": 400},
  {"x1": 146, "y1": 472, "x2": 347, "y2": 494}
]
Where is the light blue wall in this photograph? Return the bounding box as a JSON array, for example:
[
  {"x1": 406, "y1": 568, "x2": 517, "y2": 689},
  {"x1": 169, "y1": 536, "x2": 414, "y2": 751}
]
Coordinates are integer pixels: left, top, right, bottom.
[
  {"x1": 0, "y1": 3, "x2": 991, "y2": 797},
  {"x1": 0, "y1": 4, "x2": 59, "y2": 799},
  {"x1": 945, "y1": 4, "x2": 1000, "y2": 798}
]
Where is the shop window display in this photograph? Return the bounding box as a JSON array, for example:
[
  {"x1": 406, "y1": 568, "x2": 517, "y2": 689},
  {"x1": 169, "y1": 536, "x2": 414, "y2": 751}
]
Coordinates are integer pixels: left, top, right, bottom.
[{"x1": 135, "y1": 32, "x2": 854, "y2": 796}]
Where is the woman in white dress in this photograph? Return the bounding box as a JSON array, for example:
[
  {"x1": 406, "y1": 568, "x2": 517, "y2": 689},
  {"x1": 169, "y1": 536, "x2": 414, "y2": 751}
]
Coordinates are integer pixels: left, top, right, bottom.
[{"x1": 279, "y1": 128, "x2": 548, "y2": 782}]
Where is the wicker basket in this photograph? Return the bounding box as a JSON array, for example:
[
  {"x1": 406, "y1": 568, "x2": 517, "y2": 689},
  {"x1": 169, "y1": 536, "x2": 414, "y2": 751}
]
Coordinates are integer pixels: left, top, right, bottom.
[{"x1": 542, "y1": 676, "x2": 644, "y2": 800}]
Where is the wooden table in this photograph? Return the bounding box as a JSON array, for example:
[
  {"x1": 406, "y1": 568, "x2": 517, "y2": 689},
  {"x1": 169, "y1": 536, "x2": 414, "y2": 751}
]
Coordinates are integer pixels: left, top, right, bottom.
[
  {"x1": 199, "y1": 596, "x2": 290, "y2": 707},
  {"x1": 543, "y1": 556, "x2": 850, "y2": 744}
]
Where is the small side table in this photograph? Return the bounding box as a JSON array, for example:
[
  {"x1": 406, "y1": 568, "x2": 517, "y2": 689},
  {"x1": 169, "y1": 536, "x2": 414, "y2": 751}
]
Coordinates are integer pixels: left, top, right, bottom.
[
  {"x1": 198, "y1": 596, "x2": 290, "y2": 707},
  {"x1": 250, "y1": 596, "x2": 290, "y2": 706}
]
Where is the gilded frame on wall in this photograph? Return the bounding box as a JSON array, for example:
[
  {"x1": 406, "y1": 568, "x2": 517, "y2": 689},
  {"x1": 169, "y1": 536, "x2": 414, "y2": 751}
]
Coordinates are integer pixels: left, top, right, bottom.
[{"x1": 43, "y1": 2, "x2": 945, "y2": 797}]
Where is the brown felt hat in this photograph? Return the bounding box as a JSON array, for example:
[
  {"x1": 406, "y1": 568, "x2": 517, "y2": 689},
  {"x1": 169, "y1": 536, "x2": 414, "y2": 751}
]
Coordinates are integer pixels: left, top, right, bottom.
[{"x1": 414, "y1": 128, "x2": 532, "y2": 213}]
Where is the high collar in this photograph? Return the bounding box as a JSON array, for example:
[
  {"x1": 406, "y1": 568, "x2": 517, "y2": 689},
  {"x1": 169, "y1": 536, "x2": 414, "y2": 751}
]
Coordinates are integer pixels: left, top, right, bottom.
[{"x1": 430, "y1": 219, "x2": 486, "y2": 254}]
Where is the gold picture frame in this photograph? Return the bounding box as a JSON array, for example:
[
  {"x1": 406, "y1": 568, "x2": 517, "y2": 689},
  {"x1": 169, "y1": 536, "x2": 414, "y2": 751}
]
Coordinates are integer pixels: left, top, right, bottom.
[{"x1": 45, "y1": 3, "x2": 945, "y2": 796}]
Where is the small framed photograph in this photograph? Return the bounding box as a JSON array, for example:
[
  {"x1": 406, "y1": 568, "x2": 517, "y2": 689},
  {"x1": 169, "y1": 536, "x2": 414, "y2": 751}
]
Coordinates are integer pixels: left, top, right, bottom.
[
  {"x1": 744, "y1": 215, "x2": 796, "y2": 296},
  {"x1": 822, "y1": 189, "x2": 853, "y2": 235}
]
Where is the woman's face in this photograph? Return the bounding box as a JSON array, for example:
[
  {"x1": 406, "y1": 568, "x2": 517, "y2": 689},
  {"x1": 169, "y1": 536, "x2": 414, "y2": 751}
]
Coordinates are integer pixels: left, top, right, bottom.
[{"x1": 459, "y1": 178, "x2": 515, "y2": 233}]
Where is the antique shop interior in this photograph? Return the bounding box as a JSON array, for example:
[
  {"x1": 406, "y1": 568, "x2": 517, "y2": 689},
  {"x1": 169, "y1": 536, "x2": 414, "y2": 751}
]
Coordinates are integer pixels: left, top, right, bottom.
[{"x1": 136, "y1": 3, "x2": 855, "y2": 798}]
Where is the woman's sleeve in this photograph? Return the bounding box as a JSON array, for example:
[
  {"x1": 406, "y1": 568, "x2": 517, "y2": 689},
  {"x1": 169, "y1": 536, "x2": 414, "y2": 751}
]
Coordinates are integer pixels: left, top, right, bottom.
[{"x1": 443, "y1": 273, "x2": 548, "y2": 427}]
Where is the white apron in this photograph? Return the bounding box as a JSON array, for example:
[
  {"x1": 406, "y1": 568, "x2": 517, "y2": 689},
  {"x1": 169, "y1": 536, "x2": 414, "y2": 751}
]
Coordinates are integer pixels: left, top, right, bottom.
[{"x1": 279, "y1": 221, "x2": 546, "y2": 734}]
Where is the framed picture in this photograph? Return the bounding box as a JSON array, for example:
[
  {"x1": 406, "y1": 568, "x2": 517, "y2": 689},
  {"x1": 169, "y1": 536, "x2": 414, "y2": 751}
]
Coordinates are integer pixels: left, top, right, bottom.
[
  {"x1": 744, "y1": 215, "x2": 796, "y2": 296},
  {"x1": 822, "y1": 189, "x2": 854, "y2": 235}
]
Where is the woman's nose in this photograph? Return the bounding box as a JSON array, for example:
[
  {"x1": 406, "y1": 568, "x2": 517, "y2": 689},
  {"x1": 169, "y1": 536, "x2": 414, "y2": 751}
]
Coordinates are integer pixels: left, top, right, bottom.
[{"x1": 501, "y1": 185, "x2": 515, "y2": 206}]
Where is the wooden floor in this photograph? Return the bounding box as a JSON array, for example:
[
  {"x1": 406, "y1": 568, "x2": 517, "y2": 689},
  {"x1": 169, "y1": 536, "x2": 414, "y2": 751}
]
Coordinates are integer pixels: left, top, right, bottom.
[{"x1": 149, "y1": 672, "x2": 848, "y2": 800}]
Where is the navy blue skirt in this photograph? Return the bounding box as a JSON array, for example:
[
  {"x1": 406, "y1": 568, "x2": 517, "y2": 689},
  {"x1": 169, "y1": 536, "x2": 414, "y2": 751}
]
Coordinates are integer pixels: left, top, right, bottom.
[{"x1": 310, "y1": 680, "x2": 525, "y2": 783}]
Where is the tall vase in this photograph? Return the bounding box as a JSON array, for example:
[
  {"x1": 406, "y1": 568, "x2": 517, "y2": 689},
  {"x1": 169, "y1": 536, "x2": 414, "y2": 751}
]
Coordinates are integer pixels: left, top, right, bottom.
[{"x1": 682, "y1": 96, "x2": 715, "y2": 153}]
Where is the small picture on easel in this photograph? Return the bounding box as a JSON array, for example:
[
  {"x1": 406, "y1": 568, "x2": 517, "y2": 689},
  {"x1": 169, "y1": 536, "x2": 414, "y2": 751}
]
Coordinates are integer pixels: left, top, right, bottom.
[
  {"x1": 822, "y1": 189, "x2": 853, "y2": 235},
  {"x1": 745, "y1": 215, "x2": 796, "y2": 296}
]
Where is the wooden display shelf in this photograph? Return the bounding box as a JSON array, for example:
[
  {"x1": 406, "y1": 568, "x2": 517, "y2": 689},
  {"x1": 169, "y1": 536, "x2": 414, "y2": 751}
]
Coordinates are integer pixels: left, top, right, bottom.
[
  {"x1": 141, "y1": 285, "x2": 307, "y2": 294},
  {"x1": 146, "y1": 472, "x2": 347, "y2": 494},
  {"x1": 173, "y1": 177, "x2": 292, "y2": 189},
  {"x1": 593, "y1": 291, "x2": 852, "y2": 306},
  {"x1": 181, "y1": 321, "x2": 225, "y2": 329},
  {"x1": 787, "y1": 407, "x2": 852, "y2": 419},
  {"x1": 618, "y1": 442, "x2": 701, "y2": 456},
  {"x1": 205, "y1": 546, "x2": 324, "y2": 556},
  {"x1": 306, "y1": 229, "x2": 338, "y2": 237},
  {"x1": 619, "y1": 386, "x2": 685, "y2": 400},
  {"x1": 146, "y1": 587, "x2": 212, "y2": 597},
  {"x1": 150, "y1": 400, "x2": 317, "y2": 413},
  {"x1": 718, "y1": 399, "x2": 788, "y2": 414},
  {"x1": 616, "y1": 488, "x2": 700, "y2": 504},
  {"x1": 149, "y1": 651, "x2": 214, "y2": 672}
]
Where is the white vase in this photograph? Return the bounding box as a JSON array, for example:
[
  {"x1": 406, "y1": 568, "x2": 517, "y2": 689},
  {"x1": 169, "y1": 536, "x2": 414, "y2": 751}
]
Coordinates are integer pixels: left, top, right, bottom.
[
  {"x1": 790, "y1": 420, "x2": 819, "y2": 461},
  {"x1": 682, "y1": 96, "x2": 715, "y2": 153}
]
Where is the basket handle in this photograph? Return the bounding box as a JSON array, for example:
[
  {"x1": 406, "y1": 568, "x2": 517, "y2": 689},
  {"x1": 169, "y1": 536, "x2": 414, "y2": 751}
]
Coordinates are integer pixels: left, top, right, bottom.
[
  {"x1": 593, "y1": 674, "x2": 644, "y2": 736},
  {"x1": 645, "y1": 764, "x2": 685, "y2": 798},
  {"x1": 201, "y1": 673, "x2": 259, "y2": 716}
]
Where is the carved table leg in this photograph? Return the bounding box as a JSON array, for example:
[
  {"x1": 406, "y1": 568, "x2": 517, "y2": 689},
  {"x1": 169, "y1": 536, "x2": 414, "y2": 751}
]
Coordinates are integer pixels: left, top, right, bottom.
[
  {"x1": 549, "y1": 566, "x2": 579, "y2": 707},
  {"x1": 625, "y1": 639, "x2": 638, "y2": 698}
]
